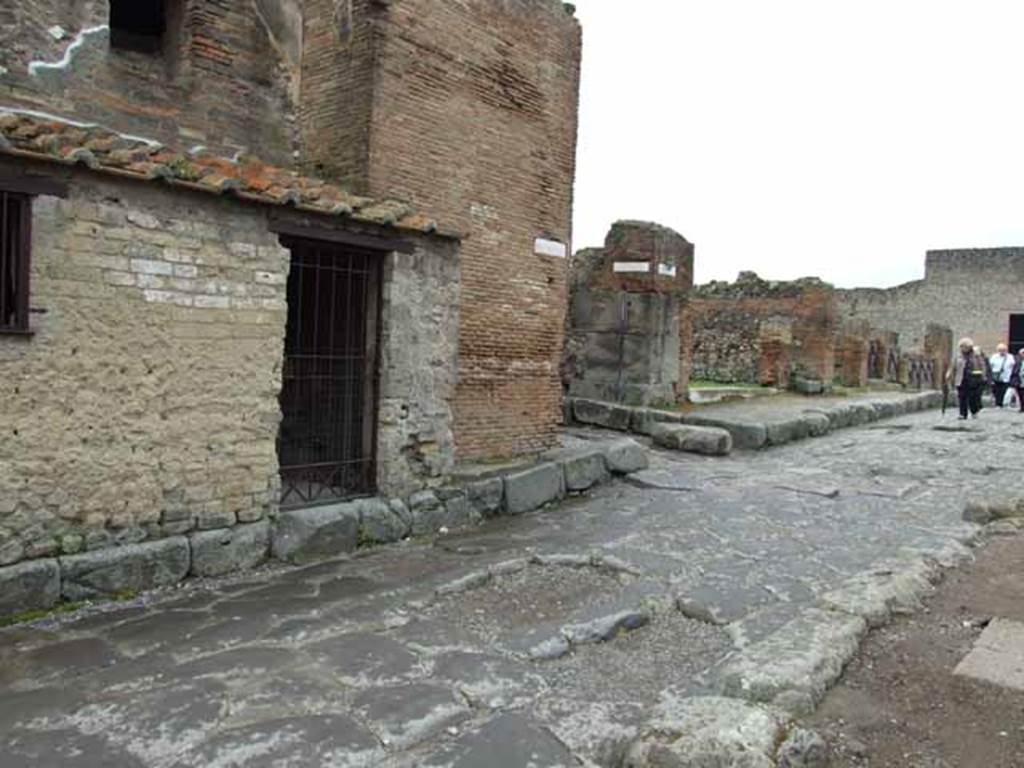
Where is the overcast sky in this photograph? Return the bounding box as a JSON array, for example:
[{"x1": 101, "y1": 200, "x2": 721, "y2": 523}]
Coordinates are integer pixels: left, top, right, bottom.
[{"x1": 570, "y1": 0, "x2": 1024, "y2": 288}]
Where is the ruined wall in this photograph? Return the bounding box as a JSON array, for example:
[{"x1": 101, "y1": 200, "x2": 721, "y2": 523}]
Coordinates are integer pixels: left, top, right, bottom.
[
  {"x1": 838, "y1": 248, "x2": 1024, "y2": 353},
  {"x1": 0, "y1": 162, "x2": 459, "y2": 566},
  {"x1": 689, "y1": 273, "x2": 836, "y2": 387},
  {"x1": 565, "y1": 221, "x2": 694, "y2": 407},
  {"x1": 0, "y1": 0, "x2": 298, "y2": 164},
  {"x1": 313, "y1": 0, "x2": 583, "y2": 460}
]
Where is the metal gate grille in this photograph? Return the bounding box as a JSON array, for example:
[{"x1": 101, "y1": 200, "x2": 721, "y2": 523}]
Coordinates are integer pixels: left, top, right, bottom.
[{"x1": 278, "y1": 238, "x2": 381, "y2": 508}]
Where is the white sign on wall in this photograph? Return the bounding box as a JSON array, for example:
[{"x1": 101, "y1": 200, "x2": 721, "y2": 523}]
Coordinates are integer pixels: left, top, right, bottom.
[
  {"x1": 534, "y1": 238, "x2": 567, "y2": 258},
  {"x1": 613, "y1": 261, "x2": 652, "y2": 274},
  {"x1": 658, "y1": 263, "x2": 678, "y2": 277}
]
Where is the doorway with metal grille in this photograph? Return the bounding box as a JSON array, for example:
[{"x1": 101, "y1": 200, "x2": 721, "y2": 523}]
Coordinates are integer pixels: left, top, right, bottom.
[
  {"x1": 278, "y1": 237, "x2": 381, "y2": 509},
  {"x1": 1010, "y1": 314, "x2": 1024, "y2": 355}
]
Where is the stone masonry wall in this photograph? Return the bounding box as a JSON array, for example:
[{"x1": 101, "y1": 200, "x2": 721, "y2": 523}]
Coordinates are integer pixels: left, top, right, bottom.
[
  {"x1": 327, "y1": 0, "x2": 583, "y2": 461},
  {"x1": 838, "y1": 248, "x2": 1024, "y2": 353},
  {"x1": 0, "y1": 162, "x2": 459, "y2": 567},
  {"x1": 565, "y1": 221, "x2": 694, "y2": 407},
  {"x1": 688, "y1": 274, "x2": 836, "y2": 387},
  {"x1": 0, "y1": 1, "x2": 298, "y2": 165}
]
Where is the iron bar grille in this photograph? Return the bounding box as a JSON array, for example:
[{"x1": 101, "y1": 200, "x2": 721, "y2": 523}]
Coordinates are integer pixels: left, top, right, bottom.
[
  {"x1": 0, "y1": 191, "x2": 30, "y2": 332},
  {"x1": 278, "y1": 238, "x2": 381, "y2": 509}
]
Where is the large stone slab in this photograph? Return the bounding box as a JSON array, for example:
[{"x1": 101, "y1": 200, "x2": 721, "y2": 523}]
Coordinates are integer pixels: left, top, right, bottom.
[
  {"x1": 651, "y1": 423, "x2": 732, "y2": 456},
  {"x1": 0, "y1": 559, "x2": 60, "y2": 616},
  {"x1": 629, "y1": 407, "x2": 685, "y2": 436},
  {"x1": 189, "y1": 520, "x2": 270, "y2": 577},
  {"x1": 954, "y1": 618, "x2": 1024, "y2": 692},
  {"x1": 465, "y1": 477, "x2": 504, "y2": 517},
  {"x1": 571, "y1": 398, "x2": 633, "y2": 431},
  {"x1": 271, "y1": 503, "x2": 359, "y2": 564},
  {"x1": 360, "y1": 498, "x2": 412, "y2": 544},
  {"x1": 60, "y1": 538, "x2": 189, "y2": 600},
  {"x1": 717, "y1": 608, "x2": 867, "y2": 715},
  {"x1": 622, "y1": 695, "x2": 787, "y2": 768},
  {"x1": 682, "y1": 414, "x2": 768, "y2": 450},
  {"x1": 550, "y1": 448, "x2": 611, "y2": 492},
  {"x1": 504, "y1": 463, "x2": 565, "y2": 515},
  {"x1": 422, "y1": 712, "x2": 578, "y2": 768}
]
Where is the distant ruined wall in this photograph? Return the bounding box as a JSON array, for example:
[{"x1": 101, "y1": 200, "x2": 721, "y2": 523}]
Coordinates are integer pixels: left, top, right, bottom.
[
  {"x1": 688, "y1": 273, "x2": 836, "y2": 387},
  {"x1": 838, "y1": 248, "x2": 1024, "y2": 353}
]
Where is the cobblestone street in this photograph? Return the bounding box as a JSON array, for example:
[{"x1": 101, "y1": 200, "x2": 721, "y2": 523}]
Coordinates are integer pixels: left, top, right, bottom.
[{"x1": 2, "y1": 400, "x2": 1018, "y2": 767}]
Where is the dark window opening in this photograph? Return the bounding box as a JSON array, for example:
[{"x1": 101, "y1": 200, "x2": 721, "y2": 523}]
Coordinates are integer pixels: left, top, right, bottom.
[
  {"x1": 0, "y1": 191, "x2": 31, "y2": 334},
  {"x1": 110, "y1": 0, "x2": 167, "y2": 53},
  {"x1": 1010, "y1": 314, "x2": 1024, "y2": 356}
]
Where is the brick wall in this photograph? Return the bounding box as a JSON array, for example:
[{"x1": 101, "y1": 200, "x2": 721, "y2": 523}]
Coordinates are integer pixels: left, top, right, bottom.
[
  {"x1": 689, "y1": 274, "x2": 837, "y2": 386},
  {"x1": 311, "y1": 0, "x2": 583, "y2": 461},
  {"x1": 838, "y1": 248, "x2": 1024, "y2": 354},
  {"x1": 0, "y1": 0, "x2": 298, "y2": 165},
  {"x1": 0, "y1": 161, "x2": 459, "y2": 566}
]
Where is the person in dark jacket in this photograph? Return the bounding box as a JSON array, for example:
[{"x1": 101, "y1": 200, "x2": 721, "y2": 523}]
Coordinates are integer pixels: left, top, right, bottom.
[
  {"x1": 947, "y1": 339, "x2": 983, "y2": 419},
  {"x1": 1011, "y1": 349, "x2": 1024, "y2": 413}
]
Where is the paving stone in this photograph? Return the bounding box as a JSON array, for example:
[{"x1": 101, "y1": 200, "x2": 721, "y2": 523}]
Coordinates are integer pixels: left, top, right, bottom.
[
  {"x1": 651, "y1": 423, "x2": 732, "y2": 456},
  {"x1": 315, "y1": 574, "x2": 387, "y2": 603},
  {"x1": 271, "y1": 503, "x2": 359, "y2": 564},
  {"x1": 421, "y1": 712, "x2": 577, "y2": 768},
  {"x1": 1, "y1": 728, "x2": 147, "y2": 768},
  {"x1": 777, "y1": 727, "x2": 829, "y2": 768},
  {"x1": 431, "y1": 651, "x2": 547, "y2": 707},
  {"x1": 717, "y1": 608, "x2": 867, "y2": 715},
  {"x1": 572, "y1": 398, "x2": 633, "y2": 431},
  {"x1": 173, "y1": 646, "x2": 292, "y2": 681},
  {"x1": 504, "y1": 462, "x2": 565, "y2": 515},
  {"x1": 765, "y1": 418, "x2": 811, "y2": 446},
  {"x1": 353, "y1": 681, "x2": 470, "y2": 749},
  {"x1": 0, "y1": 558, "x2": 60, "y2": 616},
  {"x1": 601, "y1": 437, "x2": 649, "y2": 473},
  {"x1": 954, "y1": 618, "x2": 1024, "y2": 692},
  {"x1": 306, "y1": 632, "x2": 422, "y2": 685},
  {"x1": 171, "y1": 714, "x2": 380, "y2": 768},
  {"x1": 59, "y1": 538, "x2": 190, "y2": 600},
  {"x1": 25, "y1": 637, "x2": 122, "y2": 679},
  {"x1": 622, "y1": 695, "x2": 786, "y2": 768},
  {"x1": 105, "y1": 609, "x2": 211, "y2": 655},
  {"x1": 409, "y1": 490, "x2": 448, "y2": 536},
  {"x1": 189, "y1": 520, "x2": 269, "y2": 577}
]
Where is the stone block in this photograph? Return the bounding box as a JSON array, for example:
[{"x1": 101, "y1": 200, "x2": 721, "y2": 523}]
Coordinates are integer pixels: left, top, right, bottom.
[
  {"x1": 360, "y1": 498, "x2": 411, "y2": 544},
  {"x1": 271, "y1": 504, "x2": 360, "y2": 565},
  {"x1": 791, "y1": 376, "x2": 825, "y2": 395},
  {"x1": 602, "y1": 438, "x2": 649, "y2": 474},
  {"x1": 651, "y1": 424, "x2": 732, "y2": 456},
  {"x1": 189, "y1": 520, "x2": 270, "y2": 577},
  {"x1": 629, "y1": 407, "x2": 684, "y2": 436},
  {"x1": 438, "y1": 489, "x2": 482, "y2": 530},
  {"x1": 682, "y1": 415, "x2": 768, "y2": 450},
  {"x1": 504, "y1": 463, "x2": 565, "y2": 515},
  {"x1": 466, "y1": 477, "x2": 504, "y2": 517},
  {"x1": 408, "y1": 490, "x2": 447, "y2": 536},
  {"x1": 0, "y1": 559, "x2": 60, "y2": 616},
  {"x1": 570, "y1": 398, "x2": 633, "y2": 431},
  {"x1": 557, "y1": 449, "x2": 611, "y2": 492},
  {"x1": 802, "y1": 412, "x2": 832, "y2": 437},
  {"x1": 60, "y1": 538, "x2": 190, "y2": 600},
  {"x1": 765, "y1": 418, "x2": 810, "y2": 446}
]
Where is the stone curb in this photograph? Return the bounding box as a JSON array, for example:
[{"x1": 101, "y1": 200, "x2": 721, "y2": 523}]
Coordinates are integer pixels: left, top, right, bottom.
[
  {"x1": 569, "y1": 391, "x2": 943, "y2": 452},
  {"x1": 0, "y1": 438, "x2": 650, "y2": 619}
]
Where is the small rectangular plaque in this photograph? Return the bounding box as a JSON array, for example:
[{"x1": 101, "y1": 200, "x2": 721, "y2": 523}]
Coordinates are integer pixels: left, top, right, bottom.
[
  {"x1": 613, "y1": 261, "x2": 652, "y2": 274},
  {"x1": 534, "y1": 238, "x2": 567, "y2": 258},
  {"x1": 658, "y1": 263, "x2": 678, "y2": 277}
]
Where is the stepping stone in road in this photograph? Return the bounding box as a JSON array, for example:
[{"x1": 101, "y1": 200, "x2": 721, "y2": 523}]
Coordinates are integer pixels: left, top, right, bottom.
[{"x1": 954, "y1": 618, "x2": 1024, "y2": 692}]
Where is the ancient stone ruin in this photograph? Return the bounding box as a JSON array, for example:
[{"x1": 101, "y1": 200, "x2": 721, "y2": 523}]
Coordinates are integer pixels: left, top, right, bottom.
[{"x1": 564, "y1": 221, "x2": 694, "y2": 407}]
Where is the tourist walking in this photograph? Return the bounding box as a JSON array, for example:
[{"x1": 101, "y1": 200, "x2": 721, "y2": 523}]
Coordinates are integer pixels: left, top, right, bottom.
[
  {"x1": 948, "y1": 339, "x2": 984, "y2": 419},
  {"x1": 989, "y1": 343, "x2": 1014, "y2": 407},
  {"x1": 1011, "y1": 349, "x2": 1024, "y2": 413}
]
